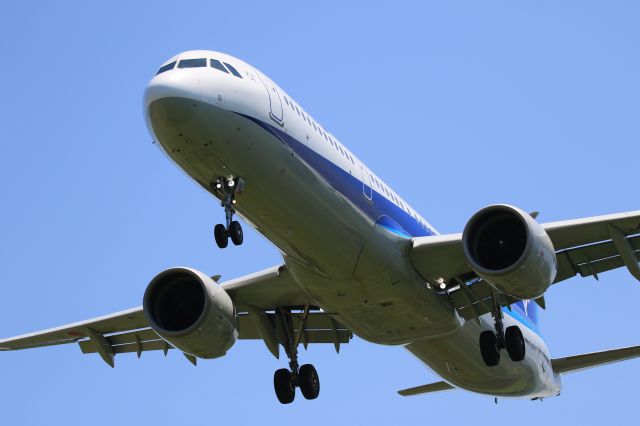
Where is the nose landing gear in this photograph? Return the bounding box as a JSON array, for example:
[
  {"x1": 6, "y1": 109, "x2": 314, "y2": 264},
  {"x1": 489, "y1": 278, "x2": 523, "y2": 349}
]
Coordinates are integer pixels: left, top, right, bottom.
[{"x1": 212, "y1": 177, "x2": 244, "y2": 249}]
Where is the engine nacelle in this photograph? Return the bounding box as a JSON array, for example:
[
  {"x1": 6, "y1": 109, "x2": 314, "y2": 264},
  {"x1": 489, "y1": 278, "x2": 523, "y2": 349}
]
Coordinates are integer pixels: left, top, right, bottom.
[
  {"x1": 143, "y1": 267, "x2": 237, "y2": 359},
  {"x1": 462, "y1": 204, "x2": 557, "y2": 300}
]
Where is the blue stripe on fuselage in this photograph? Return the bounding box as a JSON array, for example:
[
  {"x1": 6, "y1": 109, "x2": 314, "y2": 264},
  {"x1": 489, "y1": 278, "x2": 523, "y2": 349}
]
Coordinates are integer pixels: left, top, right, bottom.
[
  {"x1": 239, "y1": 113, "x2": 544, "y2": 338},
  {"x1": 239, "y1": 114, "x2": 435, "y2": 238}
]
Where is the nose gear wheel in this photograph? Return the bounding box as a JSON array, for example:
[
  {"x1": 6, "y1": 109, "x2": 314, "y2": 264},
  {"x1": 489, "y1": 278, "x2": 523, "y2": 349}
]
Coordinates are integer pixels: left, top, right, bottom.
[{"x1": 211, "y1": 177, "x2": 245, "y2": 249}]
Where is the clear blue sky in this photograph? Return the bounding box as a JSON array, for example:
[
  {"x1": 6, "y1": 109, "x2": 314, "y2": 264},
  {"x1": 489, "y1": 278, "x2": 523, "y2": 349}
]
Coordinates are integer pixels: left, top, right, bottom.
[{"x1": 1, "y1": 1, "x2": 638, "y2": 424}]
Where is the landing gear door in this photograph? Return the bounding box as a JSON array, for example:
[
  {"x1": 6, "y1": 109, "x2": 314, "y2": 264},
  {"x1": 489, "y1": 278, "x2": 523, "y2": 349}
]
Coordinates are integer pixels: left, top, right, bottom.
[{"x1": 257, "y1": 73, "x2": 284, "y2": 126}]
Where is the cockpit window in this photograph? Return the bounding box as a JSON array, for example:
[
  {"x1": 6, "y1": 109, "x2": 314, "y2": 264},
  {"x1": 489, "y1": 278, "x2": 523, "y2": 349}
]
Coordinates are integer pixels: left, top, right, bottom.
[
  {"x1": 178, "y1": 58, "x2": 207, "y2": 68},
  {"x1": 224, "y1": 62, "x2": 243, "y2": 78},
  {"x1": 210, "y1": 59, "x2": 229, "y2": 73},
  {"x1": 156, "y1": 61, "x2": 176, "y2": 75}
]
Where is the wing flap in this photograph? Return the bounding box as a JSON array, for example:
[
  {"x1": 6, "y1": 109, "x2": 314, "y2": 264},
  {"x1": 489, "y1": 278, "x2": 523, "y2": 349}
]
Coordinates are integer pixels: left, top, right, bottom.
[
  {"x1": 447, "y1": 280, "x2": 519, "y2": 321},
  {"x1": 555, "y1": 236, "x2": 640, "y2": 282},
  {"x1": 0, "y1": 307, "x2": 145, "y2": 351},
  {"x1": 552, "y1": 345, "x2": 640, "y2": 374},
  {"x1": 80, "y1": 338, "x2": 170, "y2": 355}
]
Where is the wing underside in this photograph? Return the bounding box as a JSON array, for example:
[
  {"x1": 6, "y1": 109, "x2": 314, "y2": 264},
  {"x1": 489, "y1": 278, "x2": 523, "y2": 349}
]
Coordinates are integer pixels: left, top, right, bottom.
[
  {"x1": 409, "y1": 210, "x2": 640, "y2": 322},
  {"x1": 0, "y1": 265, "x2": 352, "y2": 366}
]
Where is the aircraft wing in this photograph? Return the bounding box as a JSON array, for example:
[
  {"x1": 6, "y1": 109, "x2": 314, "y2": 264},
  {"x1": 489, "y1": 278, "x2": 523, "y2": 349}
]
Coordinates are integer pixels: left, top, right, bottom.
[
  {"x1": 545, "y1": 211, "x2": 640, "y2": 282},
  {"x1": 410, "y1": 210, "x2": 640, "y2": 320},
  {"x1": 0, "y1": 265, "x2": 352, "y2": 366}
]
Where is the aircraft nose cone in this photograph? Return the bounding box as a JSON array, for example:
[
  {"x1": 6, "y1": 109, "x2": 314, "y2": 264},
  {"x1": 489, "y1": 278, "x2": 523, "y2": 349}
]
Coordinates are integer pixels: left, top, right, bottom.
[
  {"x1": 144, "y1": 69, "x2": 205, "y2": 139},
  {"x1": 144, "y1": 71, "x2": 202, "y2": 110}
]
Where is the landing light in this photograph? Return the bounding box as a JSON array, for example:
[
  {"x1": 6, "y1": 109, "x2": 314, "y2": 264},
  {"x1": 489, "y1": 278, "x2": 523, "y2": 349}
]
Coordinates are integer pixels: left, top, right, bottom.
[
  {"x1": 439, "y1": 283, "x2": 446, "y2": 290},
  {"x1": 228, "y1": 179, "x2": 235, "y2": 188}
]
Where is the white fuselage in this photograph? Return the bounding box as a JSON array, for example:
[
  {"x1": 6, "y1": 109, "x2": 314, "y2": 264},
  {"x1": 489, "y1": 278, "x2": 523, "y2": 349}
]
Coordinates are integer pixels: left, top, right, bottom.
[{"x1": 144, "y1": 50, "x2": 562, "y2": 399}]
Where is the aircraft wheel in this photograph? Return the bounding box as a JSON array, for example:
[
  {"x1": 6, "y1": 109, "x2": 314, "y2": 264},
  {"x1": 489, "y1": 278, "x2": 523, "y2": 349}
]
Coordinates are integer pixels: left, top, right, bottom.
[
  {"x1": 299, "y1": 364, "x2": 320, "y2": 400},
  {"x1": 480, "y1": 330, "x2": 500, "y2": 367},
  {"x1": 229, "y1": 220, "x2": 243, "y2": 246},
  {"x1": 214, "y1": 224, "x2": 228, "y2": 248},
  {"x1": 505, "y1": 325, "x2": 526, "y2": 362},
  {"x1": 274, "y1": 368, "x2": 295, "y2": 404}
]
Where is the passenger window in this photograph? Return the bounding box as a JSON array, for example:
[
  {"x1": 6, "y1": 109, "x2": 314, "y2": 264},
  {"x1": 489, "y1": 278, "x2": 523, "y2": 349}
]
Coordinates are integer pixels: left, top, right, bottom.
[
  {"x1": 284, "y1": 96, "x2": 290, "y2": 106},
  {"x1": 312, "y1": 122, "x2": 317, "y2": 131},
  {"x1": 178, "y1": 58, "x2": 207, "y2": 68},
  {"x1": 224, "y1": 62, "x2": 243, "y2": 78},
  {"x1": 210, "y1": 59, "x2": 229, "y2": 73},
  {"x1": 156, "y1": 61, "x2": 176, "y2": 75},
  {"x1": 295, "y1": 105, "x2": 300, "y2": 115}
]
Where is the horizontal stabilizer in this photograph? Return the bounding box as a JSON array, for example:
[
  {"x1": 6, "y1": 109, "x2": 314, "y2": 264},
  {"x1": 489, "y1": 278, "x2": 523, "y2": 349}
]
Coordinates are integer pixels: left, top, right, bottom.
[
  {"x1": 398, "y1": 381, "x2": 455, "y2": 396},
  {"x1": 553, "y1": 345, "x2": 640, "y2": 374}
]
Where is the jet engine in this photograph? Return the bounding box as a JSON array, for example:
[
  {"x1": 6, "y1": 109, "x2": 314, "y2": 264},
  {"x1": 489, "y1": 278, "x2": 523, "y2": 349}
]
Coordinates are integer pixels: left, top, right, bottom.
[
  {"x1": 462, "y1": 204, "x2": 557, "y2": 300},
  {"x1": 143, "y1": 267, "x2": 237, "y2": 359}
]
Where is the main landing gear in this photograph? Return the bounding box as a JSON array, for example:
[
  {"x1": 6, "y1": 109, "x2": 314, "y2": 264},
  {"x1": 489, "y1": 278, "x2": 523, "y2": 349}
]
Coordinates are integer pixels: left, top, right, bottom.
[
  {"x1": 212, "y1": 177, "x2": 244, "y2": 249},
  {"x1": 273, "y1": 307, "x2": 320, "y2": 404},
  {"x1": 479, "y1": 296, "x2": 526, "y2": 367}
]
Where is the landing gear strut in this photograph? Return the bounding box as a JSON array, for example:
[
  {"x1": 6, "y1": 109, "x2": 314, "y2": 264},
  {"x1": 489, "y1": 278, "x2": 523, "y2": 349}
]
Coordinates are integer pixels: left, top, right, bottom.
[
  {"x1": 273, "y1": 307, "x2": 320, "y2": 404},
  {"x1": 212, "y1": 177, "x2": 244, "y2": 249},
  {"x1": 479, "y1": 293, "x2": 526, "y2": 366}
]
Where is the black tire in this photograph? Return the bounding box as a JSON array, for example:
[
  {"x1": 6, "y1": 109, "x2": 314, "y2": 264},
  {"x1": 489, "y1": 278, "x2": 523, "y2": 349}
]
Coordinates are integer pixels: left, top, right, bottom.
[
  {"x1": 229, "y1": 220, "x2": 243, "y2": 246},
  {"x1": 479, "y1": 330, "x2": 500, "y2": 367},
  {"x1": 505, "y1": 325, "x2": 526, "y2": 362},
  {"x1": 298, "y1": 364, "x2": 320, "y2": 400},
  {"x1": 214, "y1": 224, "x2": 228, "y2": 248},
  {"x1": 274, "y1": 369, "x2": 295, "y2": 404}
]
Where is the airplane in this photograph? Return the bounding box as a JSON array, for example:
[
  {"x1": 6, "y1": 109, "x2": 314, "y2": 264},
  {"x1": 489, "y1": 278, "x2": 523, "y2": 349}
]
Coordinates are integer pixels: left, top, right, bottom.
[{"x1": 1, "y1": 50, "x2": 639, "y2": 404}]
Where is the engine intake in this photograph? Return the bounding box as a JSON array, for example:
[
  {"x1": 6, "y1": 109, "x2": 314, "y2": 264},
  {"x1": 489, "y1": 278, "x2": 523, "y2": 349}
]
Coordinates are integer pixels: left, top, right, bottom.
[
  {"x1": 463, "y1": 205, "x2": 557, "y2": 299},
  {"x1": 143, "y1": 267, "x2": 237, "y2": 359}
]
